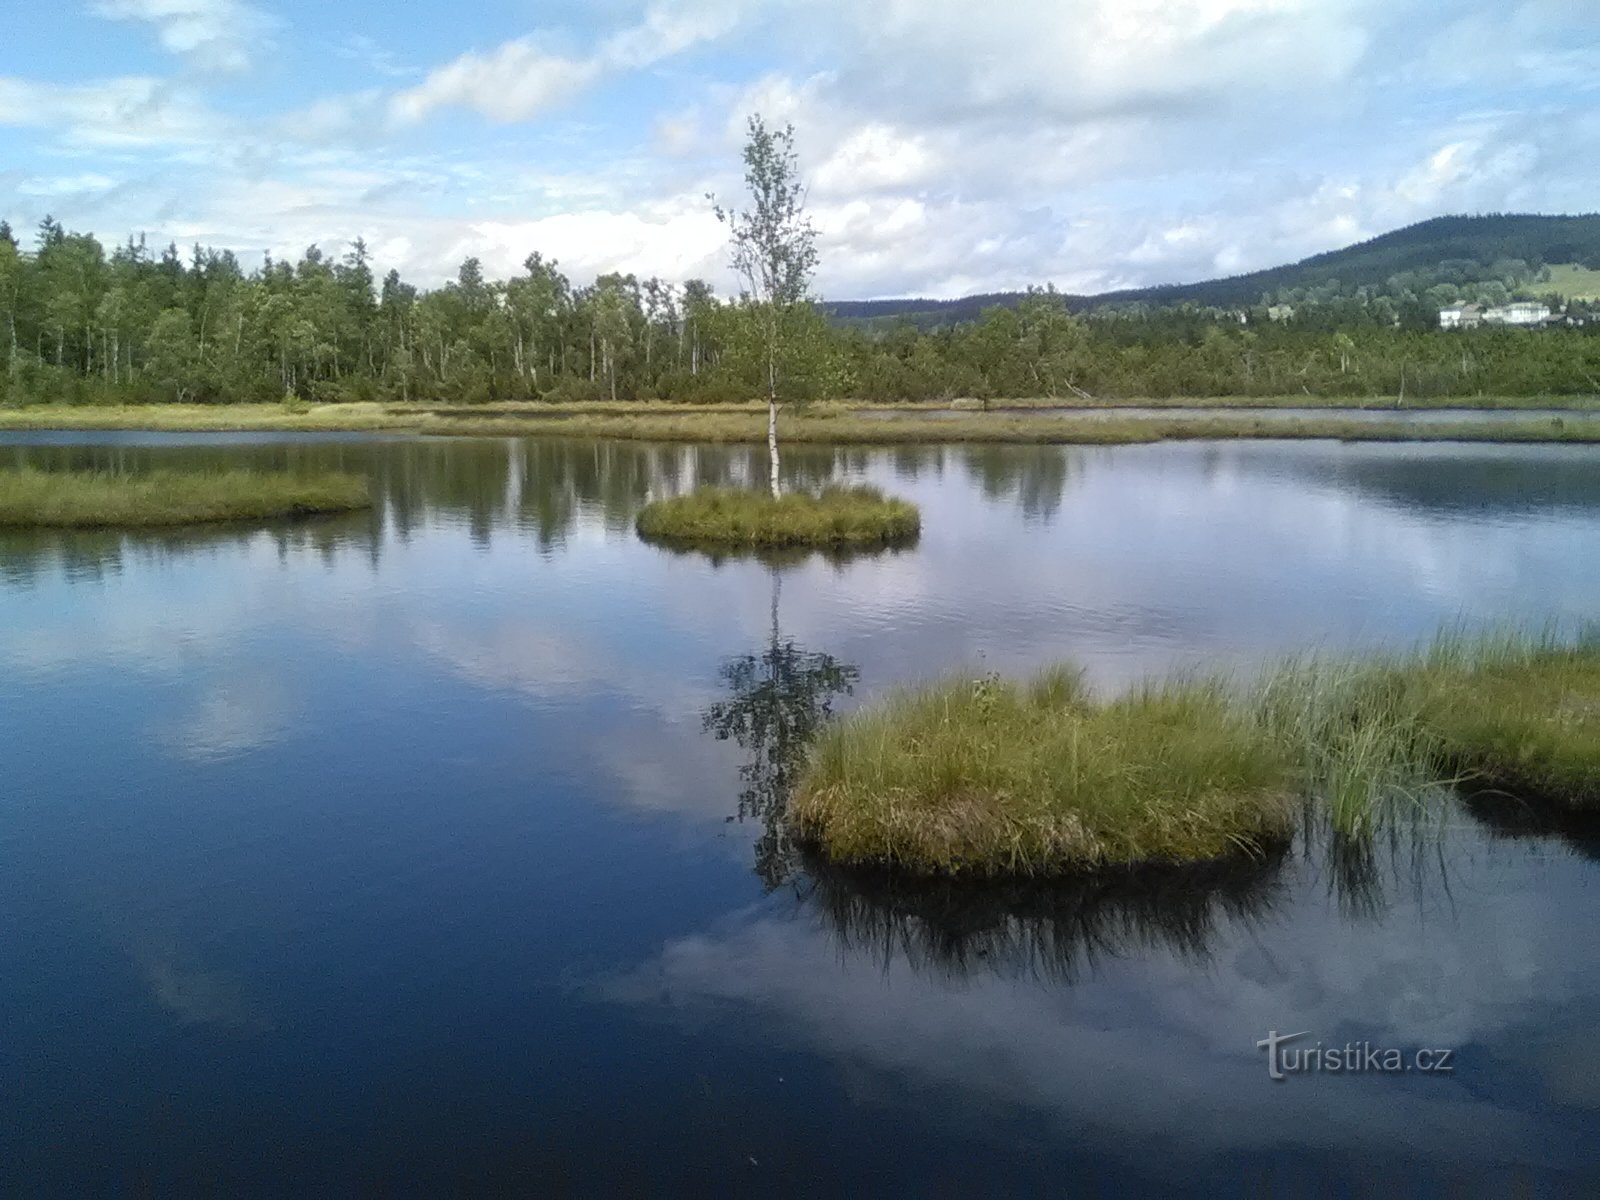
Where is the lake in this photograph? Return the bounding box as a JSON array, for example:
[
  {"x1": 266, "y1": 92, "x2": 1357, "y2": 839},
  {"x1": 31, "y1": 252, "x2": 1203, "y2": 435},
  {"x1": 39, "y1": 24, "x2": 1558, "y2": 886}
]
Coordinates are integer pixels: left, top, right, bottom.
[{"x1": 3, "y1": 432, "x2": 1599, "y2": 1195}]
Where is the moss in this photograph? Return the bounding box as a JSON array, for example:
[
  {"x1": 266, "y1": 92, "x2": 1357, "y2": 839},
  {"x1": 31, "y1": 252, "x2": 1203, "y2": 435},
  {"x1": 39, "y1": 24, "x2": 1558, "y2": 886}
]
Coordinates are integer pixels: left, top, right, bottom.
[
  {"x1": 0, "y1": 468, "x2": 371, "y2": 528},
  {"x1": 635, "y1": 485, "x2": 920, "y2": 549}
]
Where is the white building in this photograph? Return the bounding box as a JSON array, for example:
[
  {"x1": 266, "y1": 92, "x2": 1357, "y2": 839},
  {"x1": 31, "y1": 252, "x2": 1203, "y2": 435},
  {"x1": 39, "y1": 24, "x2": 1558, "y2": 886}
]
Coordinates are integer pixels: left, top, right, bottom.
[
  {"x1": 1482, "y1": 301, "x2": 1552, "y2": 327},
  {"x1": 1440, "y1": 301, "x2": 1553, "y2": 329}
]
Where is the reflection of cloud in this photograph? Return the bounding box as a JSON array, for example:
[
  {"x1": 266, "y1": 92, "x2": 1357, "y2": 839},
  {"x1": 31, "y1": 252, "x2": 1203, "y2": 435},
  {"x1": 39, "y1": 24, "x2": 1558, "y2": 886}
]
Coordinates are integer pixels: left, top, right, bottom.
[
  {"x1": 136, "y1": 942, "x2": 273, "y2": 1033},
  {"x1": 156, "y1": 675, "x2": 295, "y2": 762},
  {"x1": 604, "y1": 834, "x2": 1600, "y2": 1177}
]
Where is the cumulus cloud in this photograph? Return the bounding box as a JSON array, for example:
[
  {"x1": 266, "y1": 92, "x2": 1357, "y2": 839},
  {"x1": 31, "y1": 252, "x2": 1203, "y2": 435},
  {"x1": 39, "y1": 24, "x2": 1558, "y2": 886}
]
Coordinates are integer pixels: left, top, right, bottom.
[
  {"x1": 4, "y1": 0, "x2": 1600, "y2": 294},
  {"x1": 391, "y1": 0, "x2": 745, "y2": 124}
]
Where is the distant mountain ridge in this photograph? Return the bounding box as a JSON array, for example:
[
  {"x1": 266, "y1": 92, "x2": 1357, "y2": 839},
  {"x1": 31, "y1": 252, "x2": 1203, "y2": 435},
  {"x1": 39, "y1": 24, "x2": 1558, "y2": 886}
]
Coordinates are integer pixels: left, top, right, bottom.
[{"x1": 823, "y1": 213, "x2": 1600, "y2": 325}]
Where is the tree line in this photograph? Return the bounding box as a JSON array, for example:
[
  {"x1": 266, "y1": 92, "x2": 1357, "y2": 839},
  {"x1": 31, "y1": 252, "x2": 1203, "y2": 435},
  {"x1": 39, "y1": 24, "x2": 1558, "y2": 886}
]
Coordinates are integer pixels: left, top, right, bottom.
[{"x1": 4, "y1": 216, "x2": 1600, "y2": 407}]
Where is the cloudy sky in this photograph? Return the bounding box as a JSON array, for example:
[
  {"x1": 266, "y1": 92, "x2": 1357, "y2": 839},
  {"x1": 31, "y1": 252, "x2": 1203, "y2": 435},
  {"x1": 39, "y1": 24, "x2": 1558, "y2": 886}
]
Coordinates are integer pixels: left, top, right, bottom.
[{"x1": 2, "y1": 0, "x2": 1597, "y2": 298}]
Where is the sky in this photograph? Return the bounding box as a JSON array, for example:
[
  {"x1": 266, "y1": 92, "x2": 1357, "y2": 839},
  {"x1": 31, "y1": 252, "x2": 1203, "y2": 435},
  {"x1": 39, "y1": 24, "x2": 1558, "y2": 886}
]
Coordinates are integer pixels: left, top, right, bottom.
[{"x1": 1, "y1": 0, "x2": 1598, "y2": 299}]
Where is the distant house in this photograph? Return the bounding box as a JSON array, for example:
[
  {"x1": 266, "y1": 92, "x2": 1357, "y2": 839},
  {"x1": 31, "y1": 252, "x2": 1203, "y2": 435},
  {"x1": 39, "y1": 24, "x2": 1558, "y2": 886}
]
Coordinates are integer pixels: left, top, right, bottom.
[
  {"x1": 1438, "y1": 303, "x2": 1483, "y2": 329},
  {"x1": 1266, "y1": 304, "x2": 1295, "y2": 322},
  {"x1": 1482, "y1": 301, "x2": 1552, "y2": 327}
]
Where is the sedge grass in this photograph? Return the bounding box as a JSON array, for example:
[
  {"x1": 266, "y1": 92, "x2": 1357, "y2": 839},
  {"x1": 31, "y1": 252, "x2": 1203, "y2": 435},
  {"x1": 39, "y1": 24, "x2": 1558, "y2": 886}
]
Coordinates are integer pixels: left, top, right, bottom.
[
  {"x1": 0, "y1": 467, "x2": 372, "y2": 528},
  {"x1": 790, "y1": 668, "x2": 1296, "y2": 876},
  {"x1": 793, "y1": 629, "x2": 1600, "y2": 876},
  {"x1": 1408, "y1": 629, "x2": 1600, "y2": 808},
  {"x1": 635, "y1": 484, "x2": 920, "y2": 549}
]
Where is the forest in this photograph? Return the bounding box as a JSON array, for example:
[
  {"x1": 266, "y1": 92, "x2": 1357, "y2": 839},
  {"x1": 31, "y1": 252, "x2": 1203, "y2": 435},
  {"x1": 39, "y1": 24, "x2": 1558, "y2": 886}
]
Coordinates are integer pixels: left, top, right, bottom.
[{"x1": 4, "y1": 214, "x2": 1600, "y2": 408}]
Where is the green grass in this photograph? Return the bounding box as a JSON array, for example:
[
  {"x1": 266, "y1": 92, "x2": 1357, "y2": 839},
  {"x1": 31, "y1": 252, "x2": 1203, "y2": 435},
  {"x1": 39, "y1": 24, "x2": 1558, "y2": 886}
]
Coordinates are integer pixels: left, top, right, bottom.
[
  {"x1": 423, "y1": 411, "x2": 1600, "y2": 446},
  {"x1": 635, "y1": 484, "x2": 920, "y2": 549},
  {"x1": 5, "y1": 400, "x2": 1600, "y2": 445},
  {"x1": 792, "y1": 630, "x2": 1600, "y2": 876},
  {"x1": 790, "y1": 669, "x2": 1296, "y2": 876},
  {"x1": 0, "y1": 402, "x2": 413, "y2": 432},
  {"x1": 1408, "y1": 631, "x2": 1600, "y2": 808},
  {"x1": 1544, "y1": 263, "x2": 1600, "y2": 301},
  {"x1": 0, "y1": 467, "x2": 372, "y2": 527}
]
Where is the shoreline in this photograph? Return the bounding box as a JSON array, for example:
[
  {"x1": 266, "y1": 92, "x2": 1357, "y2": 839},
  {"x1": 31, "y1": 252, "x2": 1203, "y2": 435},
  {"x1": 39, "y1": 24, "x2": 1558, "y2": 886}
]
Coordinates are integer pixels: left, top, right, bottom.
[{"x1": 3, "y1": 400, "x2": 1600, "y2": 445}]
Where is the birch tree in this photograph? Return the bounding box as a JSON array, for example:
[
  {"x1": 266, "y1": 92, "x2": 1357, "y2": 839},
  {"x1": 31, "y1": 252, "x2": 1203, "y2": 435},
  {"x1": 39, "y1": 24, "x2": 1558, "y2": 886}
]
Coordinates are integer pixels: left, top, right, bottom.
[{"x1": 713, "y1": 115, "x2": 818, "y2": 498}]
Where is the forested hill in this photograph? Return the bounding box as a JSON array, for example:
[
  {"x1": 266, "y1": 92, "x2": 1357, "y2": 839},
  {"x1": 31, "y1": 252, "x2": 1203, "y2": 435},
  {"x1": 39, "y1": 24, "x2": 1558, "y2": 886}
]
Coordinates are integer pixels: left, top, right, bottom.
[{"x1": 826, "y1": 214, "x2": 1600, "y2": 325}]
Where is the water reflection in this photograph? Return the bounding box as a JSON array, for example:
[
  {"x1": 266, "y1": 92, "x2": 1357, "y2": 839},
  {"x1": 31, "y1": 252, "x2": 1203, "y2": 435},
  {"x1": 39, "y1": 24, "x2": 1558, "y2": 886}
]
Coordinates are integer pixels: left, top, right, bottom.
[
  {"x1": 701, "y1": 572, "x2": 859, "y2": 887},
  {"x1": 796, "y1": 848, "x2": 1289, "y2": 984}
]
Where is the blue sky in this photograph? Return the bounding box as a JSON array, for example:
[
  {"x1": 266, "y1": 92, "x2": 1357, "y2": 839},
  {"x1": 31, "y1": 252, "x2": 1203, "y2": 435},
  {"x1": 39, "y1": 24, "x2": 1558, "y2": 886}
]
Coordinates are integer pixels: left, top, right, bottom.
[{"x1": 2, "y1": 0, "x2": 1598, "y2": 298}]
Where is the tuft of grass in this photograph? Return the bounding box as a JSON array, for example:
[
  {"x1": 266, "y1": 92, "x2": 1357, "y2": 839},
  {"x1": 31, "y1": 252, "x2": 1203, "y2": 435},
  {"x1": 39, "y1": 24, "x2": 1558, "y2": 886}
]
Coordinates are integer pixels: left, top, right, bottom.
[
  {"x1": 1409, "y1": 631, "x2": 1600, "y2": 808},
  {"x1": 790, "y1": 670, "x2": 1295, "y2": 876},
  {"x1": 1252, "y1": 657, "x2": 1446, "y2": 837},
  {"x1": 635, "y1": 484, "x2": 920, "y2": 549},
  {"x1": 0, "y1": 467, "x2": 371, "y2": 528}
]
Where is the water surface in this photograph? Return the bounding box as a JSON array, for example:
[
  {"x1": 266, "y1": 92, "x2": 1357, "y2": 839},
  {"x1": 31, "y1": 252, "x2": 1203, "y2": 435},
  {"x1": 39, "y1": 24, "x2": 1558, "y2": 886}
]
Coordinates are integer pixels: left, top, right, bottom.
[{"x1": 3, "y1": 433, "x2": 1598, "y2": 1194}]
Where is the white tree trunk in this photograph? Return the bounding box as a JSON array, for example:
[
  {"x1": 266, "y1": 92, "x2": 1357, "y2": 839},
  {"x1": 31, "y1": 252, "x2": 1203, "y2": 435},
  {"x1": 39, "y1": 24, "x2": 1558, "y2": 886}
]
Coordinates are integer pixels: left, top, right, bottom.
[{"x1": 766, "y1": 343, "x2": 780, "y2": 498}]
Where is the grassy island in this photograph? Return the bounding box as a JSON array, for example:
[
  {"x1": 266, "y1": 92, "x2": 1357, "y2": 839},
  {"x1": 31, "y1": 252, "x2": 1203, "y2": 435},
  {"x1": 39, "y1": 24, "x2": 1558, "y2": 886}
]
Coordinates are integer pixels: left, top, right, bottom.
[
  {"x1": 792, "y1": 633, "x2": 1600, "y2": 876},
  {"x1": 635, "y1": 485, "x2": 920, "y2": 549},
  {"x1": 0, "y1": 468, "x2": 372, "y2": 528},
  {"x1": 1411, "y1": 639, "x2": 1600, "y2": 808},
  {"x1": 791, "y1": 669, "x2": 1296, "y2": 875}
]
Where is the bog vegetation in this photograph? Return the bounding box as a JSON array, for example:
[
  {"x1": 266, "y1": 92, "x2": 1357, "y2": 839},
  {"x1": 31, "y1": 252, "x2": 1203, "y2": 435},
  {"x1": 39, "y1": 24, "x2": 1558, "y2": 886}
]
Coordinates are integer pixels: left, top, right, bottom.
[
  {"x1": 636, "y1": 485, "x2": 919, "y2": 549},
  {"x1": 0, "y1": 468, "x2": 371, "y2": 527},
  {"x1": 793, "y1": 630, "x2": 1600, "y2": 876}
]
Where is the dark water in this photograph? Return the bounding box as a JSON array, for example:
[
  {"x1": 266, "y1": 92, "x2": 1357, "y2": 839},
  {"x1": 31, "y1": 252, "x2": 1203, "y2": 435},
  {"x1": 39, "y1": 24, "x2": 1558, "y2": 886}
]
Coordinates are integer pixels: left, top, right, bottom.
[{"x1": 4, "y1": 432, "x2": 1600, "y2": 1195}]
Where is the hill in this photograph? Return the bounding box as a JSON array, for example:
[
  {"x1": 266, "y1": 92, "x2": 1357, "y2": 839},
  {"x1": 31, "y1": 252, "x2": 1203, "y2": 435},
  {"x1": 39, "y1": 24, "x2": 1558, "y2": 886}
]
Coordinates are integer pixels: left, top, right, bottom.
[{"x1": 824, "y1": 213, "x2": 1600, "y2": 326}]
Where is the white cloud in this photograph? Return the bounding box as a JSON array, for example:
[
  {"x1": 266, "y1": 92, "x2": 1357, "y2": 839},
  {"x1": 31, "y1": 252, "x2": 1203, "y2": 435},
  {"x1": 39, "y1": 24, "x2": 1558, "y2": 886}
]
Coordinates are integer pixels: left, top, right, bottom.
[
  {"x1": 390, "y1": 41, "x2": 602, "y2": 125},
  {"x1": 0, "y1": 76, "x2": 223, "y2": 147},
  {"x1": 392, "y1": 0, "x2": 745, "y2": 125},
  {"x1": 91, "y1": 0, "x2": 278, "y2": 73}
]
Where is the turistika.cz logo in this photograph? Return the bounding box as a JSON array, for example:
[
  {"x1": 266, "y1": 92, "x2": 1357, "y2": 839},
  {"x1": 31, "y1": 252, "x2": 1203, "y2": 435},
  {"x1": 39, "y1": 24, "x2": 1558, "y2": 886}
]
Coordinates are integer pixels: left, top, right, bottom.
[{"x1": 1256, "y1": 1030, "x2": 1455, "y2": 1081}]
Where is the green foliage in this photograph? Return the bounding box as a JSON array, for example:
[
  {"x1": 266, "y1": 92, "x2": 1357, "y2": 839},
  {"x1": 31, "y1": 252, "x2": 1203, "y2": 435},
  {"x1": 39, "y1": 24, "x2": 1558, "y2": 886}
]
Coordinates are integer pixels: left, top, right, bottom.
[
  {"x1": 635, "y1": 484, "x2": 919, "y2": 548},
  {"x1": 0, "y1": 467, "x2": 371, "y2": 527},
  {"x1": 4, "y1": 210, "x2": 1600, "y2": 410}
]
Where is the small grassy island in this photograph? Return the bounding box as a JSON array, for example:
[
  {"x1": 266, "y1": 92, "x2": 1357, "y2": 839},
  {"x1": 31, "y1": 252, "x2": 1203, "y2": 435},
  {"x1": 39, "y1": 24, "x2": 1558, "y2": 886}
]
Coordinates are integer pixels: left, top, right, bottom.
[
  {"x1": 0, "y1": 468, "x2": 372, "y2": 528},
  {"x1": 635, "y1": 485, "x2": 920, "y2": 549},
  {"x1": 792, "y1": 670, "x2": 1297, "y2": 875},
  {"x1": 792, "y1": 634, "x2": 1600, "y2": 876}
]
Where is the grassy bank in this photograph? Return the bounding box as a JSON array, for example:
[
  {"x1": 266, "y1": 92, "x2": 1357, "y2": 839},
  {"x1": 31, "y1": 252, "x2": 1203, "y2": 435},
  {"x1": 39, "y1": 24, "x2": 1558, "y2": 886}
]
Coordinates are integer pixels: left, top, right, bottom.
[
  {"x1": 636, "y1": 485, "x2": 920, "y2": 549},
  {"x1": 1411, "y1": 633, "x2": 1600, "y2": 808},
  {"x1": 0, "y1": 402, "x2": 416, "y2": 433},
  {"x1": 5, "y1": 401, "x2": 1600, "y2": 446},
  {"x1": 422, "y1": 410, "x2": 1600, "y2": 446},
  {"x1": 791, "y1": 669, "x2": 1296, "y2": 875},
  {"x1": 0, "y1": 468, "x2": 372, "y2": 527},
  {"x1": 793, "y1": 630, "x2": 1600, "y2": 875}
]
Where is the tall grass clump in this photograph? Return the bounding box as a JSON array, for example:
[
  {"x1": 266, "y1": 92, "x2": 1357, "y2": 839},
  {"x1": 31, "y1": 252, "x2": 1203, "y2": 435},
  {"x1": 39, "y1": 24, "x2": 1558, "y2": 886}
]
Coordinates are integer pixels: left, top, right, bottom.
[
  {"x1": 635, "y1": 484, "x2": 919, "y2": 548},
  {"x1": 1251, "y1": 657, "x2": 1447, "y2": 837},
  {"x1": 0, "y1": 468, "x2": 371, "y2": 528},
  {"x1": 1409, "y1": 626, "x2": 1600, "y2": 808},
  {"x1": 790, "y1": 668, "x2": 1295, "y2": 876}
]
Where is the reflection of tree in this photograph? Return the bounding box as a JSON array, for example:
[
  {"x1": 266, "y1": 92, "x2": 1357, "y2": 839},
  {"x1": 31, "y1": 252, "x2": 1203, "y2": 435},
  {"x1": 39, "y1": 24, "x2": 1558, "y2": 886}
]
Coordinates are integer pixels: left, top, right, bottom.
[
  {"x1": 798, "y1": 846, "x2": 1289, "y2": 984},
  {"x1": 701, "y1": 571, "x2": 859, "y2": 888},
  {"x1": 962, "y1": 445, "x2": 1072, "y2": 520}
]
